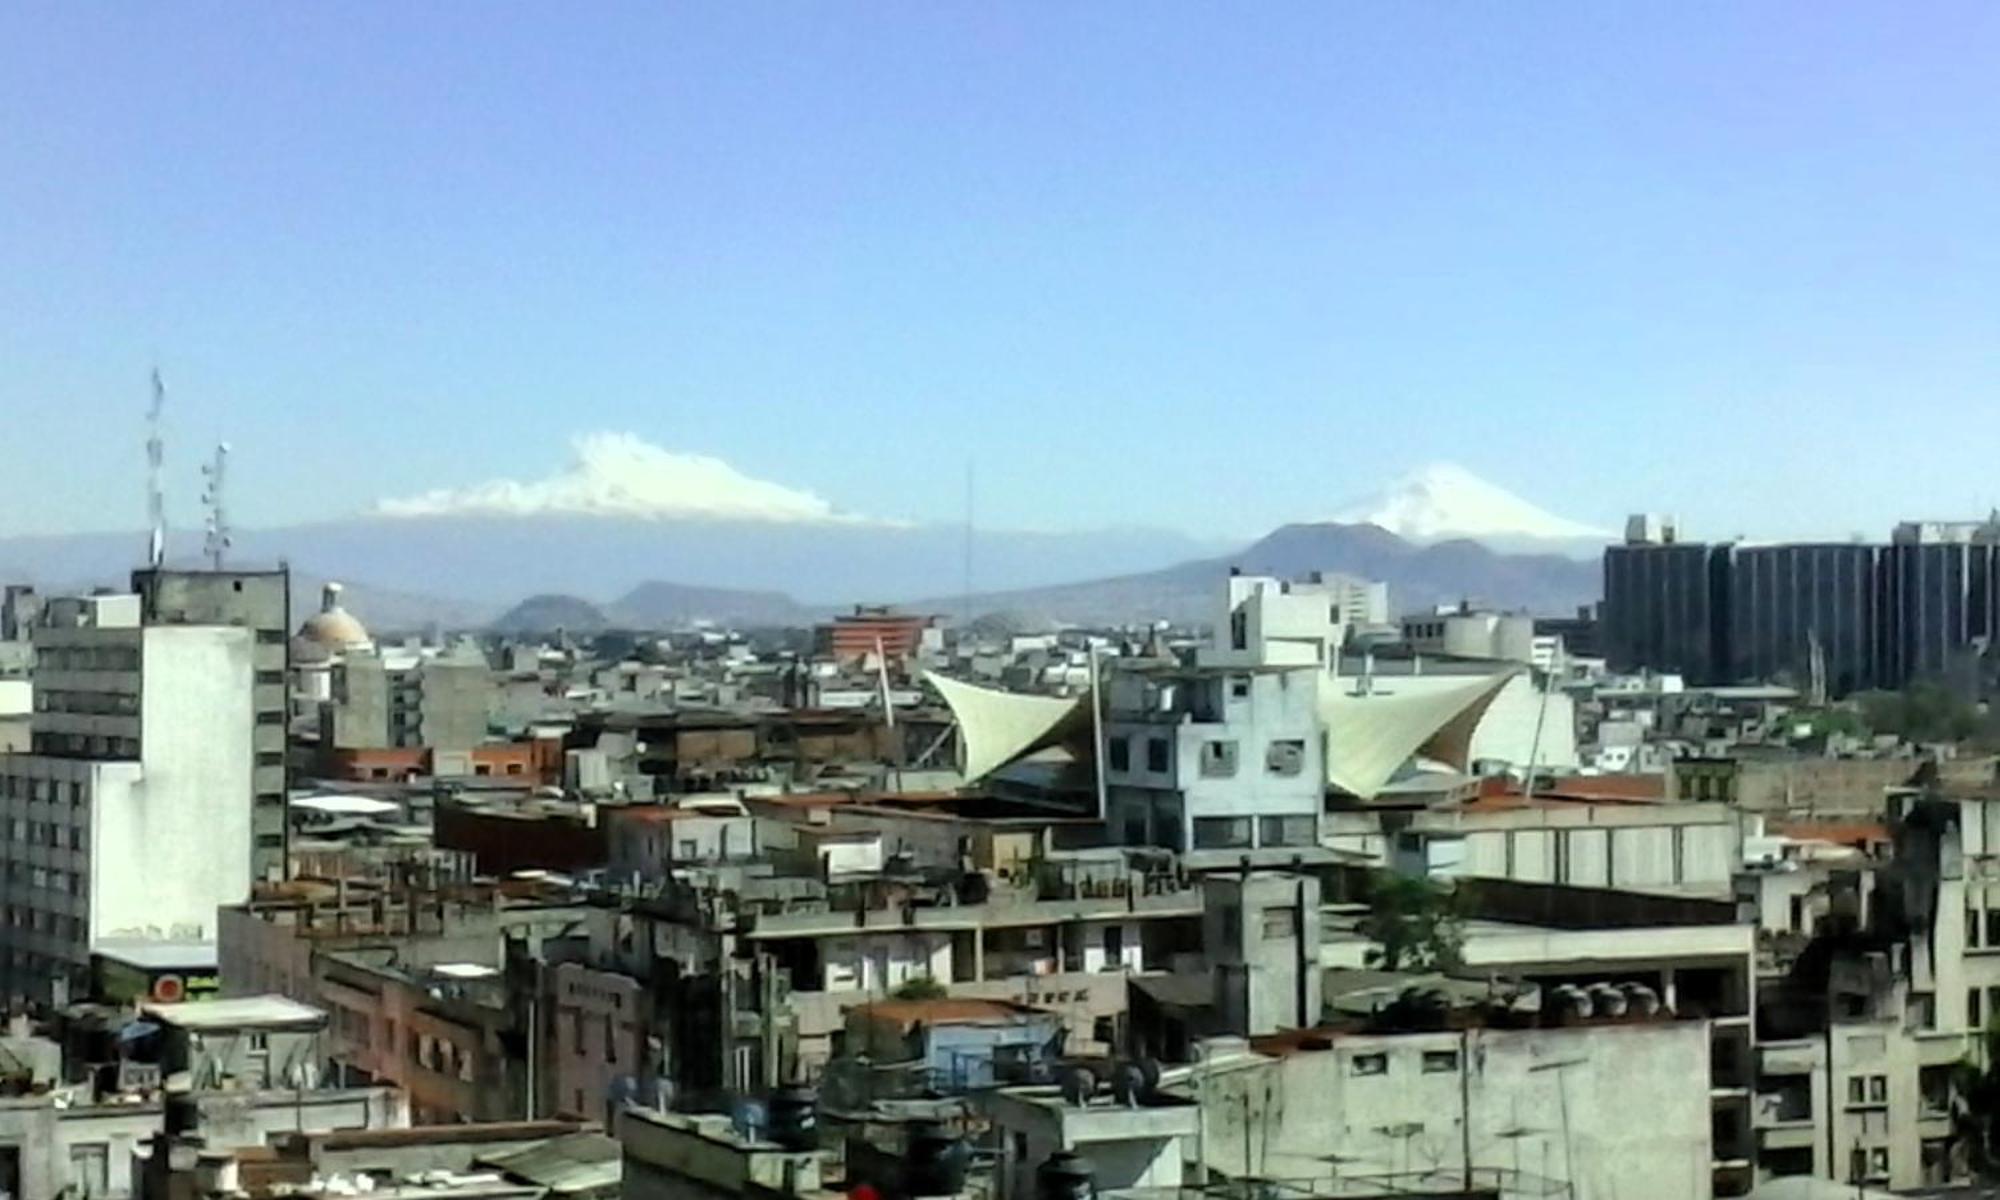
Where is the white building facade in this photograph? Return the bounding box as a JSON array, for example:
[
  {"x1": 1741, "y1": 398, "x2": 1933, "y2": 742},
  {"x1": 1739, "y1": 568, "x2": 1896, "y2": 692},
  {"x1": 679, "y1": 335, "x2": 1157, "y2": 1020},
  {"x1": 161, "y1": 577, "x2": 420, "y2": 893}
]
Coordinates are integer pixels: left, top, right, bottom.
[{"x1": 0, "y1": 597, "x2": 253, "y2": 1002}]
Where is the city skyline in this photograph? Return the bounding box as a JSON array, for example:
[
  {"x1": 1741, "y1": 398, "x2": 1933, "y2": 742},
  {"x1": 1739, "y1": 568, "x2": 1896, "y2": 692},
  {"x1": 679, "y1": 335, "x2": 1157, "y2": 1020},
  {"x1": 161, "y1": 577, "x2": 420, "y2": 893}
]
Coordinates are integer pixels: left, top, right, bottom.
[{"x1": 7, "y1": 4, "x2": 2000, "y2": 542}]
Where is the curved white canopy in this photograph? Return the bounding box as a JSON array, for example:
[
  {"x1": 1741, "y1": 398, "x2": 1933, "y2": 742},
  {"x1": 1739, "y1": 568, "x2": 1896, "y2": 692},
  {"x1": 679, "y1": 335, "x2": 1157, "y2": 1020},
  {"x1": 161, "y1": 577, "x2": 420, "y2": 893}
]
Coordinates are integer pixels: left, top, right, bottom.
[
  {"x1": 923, "y1": 671, "x2": 1090, "y2": 783},
  {"x1": 1317, "y1": 668, "x2": 1521, "y2": 800},
  {"x1": 926, "y1": 665, "x2": 1519, "y2": 799}
]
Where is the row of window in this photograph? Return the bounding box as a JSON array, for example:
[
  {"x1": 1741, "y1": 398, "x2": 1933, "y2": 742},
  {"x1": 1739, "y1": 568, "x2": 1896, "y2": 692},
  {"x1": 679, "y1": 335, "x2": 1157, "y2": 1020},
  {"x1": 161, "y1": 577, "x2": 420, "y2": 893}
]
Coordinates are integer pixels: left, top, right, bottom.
[
  {"x1": 3, "y1": 906, "x2": 85, "y2": 940},
  {"x1": 1349, "y1": 1048, "x2": 1461, "y2": 1076},
  {"x1": 5, "y1": 819, "x2": 86, "y2": 852},
  {"x1": 29, "y1": 733, "x2": 141, "y2": 758},
  {"x1": 33, "y1": 689, "x2": 138, "y2": 716},
  {"x1": 36, "y1": 646, "x2": 140, "y2": 672},
  {"x1": 5, "y1": 864, "x2": 82, "y2": 895},
  {"x1": 0, "y1": 777, "x2": 87, "y2": 805},
  {"x1": 1108, "y1": 735, "x2": 1307, "y2": 778},
  {"x1": 1191, "y1": 814, "x2": 1318, "y2": 850}
]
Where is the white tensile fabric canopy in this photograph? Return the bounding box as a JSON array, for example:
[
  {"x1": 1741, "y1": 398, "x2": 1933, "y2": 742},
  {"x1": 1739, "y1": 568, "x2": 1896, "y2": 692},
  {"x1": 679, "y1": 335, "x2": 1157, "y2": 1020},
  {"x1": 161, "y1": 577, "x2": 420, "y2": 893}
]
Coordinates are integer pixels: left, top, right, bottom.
[
  {"x1": 922, "y1": 670, "x2": 1094, "y2": 784},
  {"x1": 1317, "y1": 668, "x2": 1520, "y2": 799},
  {"x1": 924, "y1": 665, "x2": 1519, "y2": 799}
]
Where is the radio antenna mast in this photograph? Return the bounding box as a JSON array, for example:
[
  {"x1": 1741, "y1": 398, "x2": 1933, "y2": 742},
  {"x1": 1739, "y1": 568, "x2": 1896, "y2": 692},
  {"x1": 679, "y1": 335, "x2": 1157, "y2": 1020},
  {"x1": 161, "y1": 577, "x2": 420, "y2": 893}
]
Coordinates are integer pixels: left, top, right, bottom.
[
  {"x1": 146, "y1": 369, "x2": 167, "y2": 568},
  {"x1": 200, "y1": 441, "x2": 232, "y2": 570}
]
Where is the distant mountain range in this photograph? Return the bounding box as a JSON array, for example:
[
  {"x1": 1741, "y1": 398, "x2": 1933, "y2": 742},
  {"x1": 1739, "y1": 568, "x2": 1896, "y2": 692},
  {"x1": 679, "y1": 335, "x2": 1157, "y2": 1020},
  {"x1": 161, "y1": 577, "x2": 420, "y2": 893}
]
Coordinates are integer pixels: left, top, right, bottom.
[
  {"x1": 0, "y1": 461, "x2": 1608, "y2": 632},
  {"x1": 918, "y1": 521, "x2": 1601, "y2": 627}
]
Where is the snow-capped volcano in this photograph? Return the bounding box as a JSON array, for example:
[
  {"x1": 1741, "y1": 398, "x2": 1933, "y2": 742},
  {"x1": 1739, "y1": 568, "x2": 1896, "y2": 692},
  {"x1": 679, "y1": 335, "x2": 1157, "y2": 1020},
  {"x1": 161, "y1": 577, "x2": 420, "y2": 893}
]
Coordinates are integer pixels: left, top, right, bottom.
[{"x1": 1332, "y1": 462, "x2": 1610, "y2": 546}]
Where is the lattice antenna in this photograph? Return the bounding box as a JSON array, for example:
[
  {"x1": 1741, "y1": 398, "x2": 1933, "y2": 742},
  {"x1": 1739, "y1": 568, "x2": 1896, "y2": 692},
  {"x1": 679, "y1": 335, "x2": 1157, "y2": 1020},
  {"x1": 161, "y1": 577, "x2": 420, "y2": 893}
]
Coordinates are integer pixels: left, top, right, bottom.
[
  {"x1": 200, "y1": 441, "x2": 232, "y2": 569},
  {"x1": 146, "y1": 369, "x2": 167, "y2": 567}
]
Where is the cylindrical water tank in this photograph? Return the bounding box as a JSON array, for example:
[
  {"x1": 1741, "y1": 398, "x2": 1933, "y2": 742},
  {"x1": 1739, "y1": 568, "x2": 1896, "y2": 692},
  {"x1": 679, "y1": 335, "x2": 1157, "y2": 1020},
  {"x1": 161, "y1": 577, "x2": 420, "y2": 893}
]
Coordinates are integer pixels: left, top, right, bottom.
[
  {"x1": 767, "y1": 1085, "x2": 817, "y2": 1152},
  {"x1": 905, "y1": 1121, "x2": 970, "y2": 1197},
  {"x1": 1037, "y1": 1151, "x2": 1096, "y2": 1200}
]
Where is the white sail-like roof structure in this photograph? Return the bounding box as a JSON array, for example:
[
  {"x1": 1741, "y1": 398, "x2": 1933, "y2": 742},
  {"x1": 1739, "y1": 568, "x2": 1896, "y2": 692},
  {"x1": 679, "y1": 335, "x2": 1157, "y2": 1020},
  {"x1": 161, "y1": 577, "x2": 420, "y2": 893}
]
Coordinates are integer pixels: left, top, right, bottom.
[
  {"x1": 925, "y1": 665, "x2": 1519, "y2": 797},
  {"x1": 922, "y1": 671, "x2": 1091, "y2": 784},
  {"x1": 1316, "y1": 668, "x2": 1521, "y2": 800}
]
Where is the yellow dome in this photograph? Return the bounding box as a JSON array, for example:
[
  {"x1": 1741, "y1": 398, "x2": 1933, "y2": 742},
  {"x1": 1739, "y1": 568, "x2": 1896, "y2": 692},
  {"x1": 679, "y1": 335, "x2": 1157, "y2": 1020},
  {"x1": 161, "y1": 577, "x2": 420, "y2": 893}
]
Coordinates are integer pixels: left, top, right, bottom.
[{"x1": 298, "y1": 583, "x2": 372, "y2": 651}]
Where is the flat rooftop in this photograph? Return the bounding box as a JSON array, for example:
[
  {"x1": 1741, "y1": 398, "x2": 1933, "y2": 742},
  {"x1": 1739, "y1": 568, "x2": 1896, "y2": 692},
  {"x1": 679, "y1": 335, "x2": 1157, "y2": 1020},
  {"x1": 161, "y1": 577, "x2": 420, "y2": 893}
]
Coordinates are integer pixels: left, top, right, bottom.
[{"x1": 143, "y1": 995, "x2": 326, "y2": 1031}]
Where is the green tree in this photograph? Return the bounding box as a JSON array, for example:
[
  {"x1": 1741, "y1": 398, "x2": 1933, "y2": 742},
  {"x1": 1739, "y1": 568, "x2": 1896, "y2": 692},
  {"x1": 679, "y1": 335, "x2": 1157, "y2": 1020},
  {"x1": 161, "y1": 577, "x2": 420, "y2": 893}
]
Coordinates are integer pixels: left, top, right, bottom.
[
  {"x1": 1954, "y1": 1026, "x2": 2000, "y2": 1179},
  {"x1": 1359, "y1": 871, "x2": 1467, "y2": 972},
  {"x1": 891, "y1": 976, "x2": 948, "y2": 1001}
]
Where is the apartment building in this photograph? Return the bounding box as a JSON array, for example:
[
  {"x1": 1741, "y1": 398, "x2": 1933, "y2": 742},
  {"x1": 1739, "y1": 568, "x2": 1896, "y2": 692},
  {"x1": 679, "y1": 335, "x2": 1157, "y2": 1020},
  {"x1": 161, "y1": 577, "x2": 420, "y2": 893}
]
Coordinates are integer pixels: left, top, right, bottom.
[
  {"x1": 132, "y1": 566, "x2": 292, "y2": 879},
  {"x1": 0, "y1": 591, "x2": 254, "y2": 1003}
]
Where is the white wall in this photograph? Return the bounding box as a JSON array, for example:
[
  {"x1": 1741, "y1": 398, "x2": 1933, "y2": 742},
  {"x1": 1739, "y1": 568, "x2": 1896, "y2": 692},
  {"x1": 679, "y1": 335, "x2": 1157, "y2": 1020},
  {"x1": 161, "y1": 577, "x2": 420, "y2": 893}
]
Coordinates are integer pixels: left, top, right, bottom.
[
  {"x1": 818, "y1": 931, "x2": 952, "y2": 994},
  {"x1": 95, "y1": 627, "x2": 253, "y2": 942},
  {"x1": 1197, "y1": 1022, "x2": 1714, "y2": 1200},
  {"x1": 1079, "y1": 920, "x2": 1145, "y2": 974}
]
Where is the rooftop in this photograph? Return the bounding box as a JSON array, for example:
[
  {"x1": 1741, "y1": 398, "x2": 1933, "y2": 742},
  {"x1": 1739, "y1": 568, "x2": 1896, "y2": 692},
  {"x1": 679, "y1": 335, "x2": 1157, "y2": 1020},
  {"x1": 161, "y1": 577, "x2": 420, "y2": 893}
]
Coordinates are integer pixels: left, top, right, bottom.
[
  {"x1": 850, "y1": 998, "x2": 1048, "y2": 1027},
  {"x1": 143, "y1": 994, "x2": 327, "y2": 1031},
  {"x1": 93, "y1": 937, "x2": 217, "y2": 971}
]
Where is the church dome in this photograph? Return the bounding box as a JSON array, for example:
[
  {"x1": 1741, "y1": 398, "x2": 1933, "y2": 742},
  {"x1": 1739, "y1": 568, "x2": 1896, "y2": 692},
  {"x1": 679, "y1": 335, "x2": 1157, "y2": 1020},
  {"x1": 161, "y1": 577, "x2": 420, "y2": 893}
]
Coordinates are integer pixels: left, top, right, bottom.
[{"x1": 298, "y1": 582, "x2": 372, "y2": 652}]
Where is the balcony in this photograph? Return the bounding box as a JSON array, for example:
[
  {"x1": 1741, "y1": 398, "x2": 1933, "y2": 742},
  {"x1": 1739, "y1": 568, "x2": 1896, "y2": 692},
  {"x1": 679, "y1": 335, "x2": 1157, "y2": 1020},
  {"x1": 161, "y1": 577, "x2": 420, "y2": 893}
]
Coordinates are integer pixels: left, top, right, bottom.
[
  {"x1": 1754, "y1": 1086, "x2": 1816, "y2": 1151},
  {"x1": 1758, "y1": 1040, "x2": 1820, "y2": 1076}
]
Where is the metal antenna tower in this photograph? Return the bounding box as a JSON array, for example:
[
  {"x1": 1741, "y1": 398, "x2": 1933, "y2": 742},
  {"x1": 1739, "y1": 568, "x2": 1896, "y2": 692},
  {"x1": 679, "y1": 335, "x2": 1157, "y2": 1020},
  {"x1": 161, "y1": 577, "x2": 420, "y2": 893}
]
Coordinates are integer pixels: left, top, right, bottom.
[
  {"x1": 146, "y1": 369, "x2": 167, "y2": 567},
  {"x1": 200, "y1": 441, "x2": 232, "y2": 570}
]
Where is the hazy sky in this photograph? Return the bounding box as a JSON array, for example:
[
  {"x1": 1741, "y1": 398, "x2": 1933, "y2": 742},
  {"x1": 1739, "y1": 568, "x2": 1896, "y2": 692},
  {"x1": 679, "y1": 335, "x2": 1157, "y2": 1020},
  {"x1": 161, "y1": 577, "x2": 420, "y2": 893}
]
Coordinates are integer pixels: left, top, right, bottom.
[{"x1": 4, "y1": 4, "x2": 1999, "y2": 541}]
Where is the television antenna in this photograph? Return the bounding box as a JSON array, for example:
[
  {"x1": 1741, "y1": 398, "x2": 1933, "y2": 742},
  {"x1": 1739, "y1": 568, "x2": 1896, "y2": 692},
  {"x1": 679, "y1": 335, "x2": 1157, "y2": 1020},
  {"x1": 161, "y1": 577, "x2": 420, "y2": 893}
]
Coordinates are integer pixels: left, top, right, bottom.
[
  {"x1": 200, "y1": 441, "x2": 232, "y2": 569},
  {"x1": 146, "y1": 369, "x2": 167, "y2": 567}
]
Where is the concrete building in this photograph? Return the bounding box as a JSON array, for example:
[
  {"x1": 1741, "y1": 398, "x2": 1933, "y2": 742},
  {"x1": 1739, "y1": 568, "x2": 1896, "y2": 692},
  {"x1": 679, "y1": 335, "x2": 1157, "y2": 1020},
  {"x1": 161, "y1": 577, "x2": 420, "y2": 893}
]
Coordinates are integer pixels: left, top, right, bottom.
[
  {"x1": 1100, "y1": 664, "x2": 1325, "y2": 862},
  {"x1": 323, "y1": 640, "x2": 494, "y2": 755},
  {"x1": 813, "y1": 606, "x2": 936, "y2": 668},
  {"x1": 131, "y1": 567, "x2": 291, "y2": 880},
  {"x1": 0, "y1": 593, "x2": 254, "y2": 1003}
]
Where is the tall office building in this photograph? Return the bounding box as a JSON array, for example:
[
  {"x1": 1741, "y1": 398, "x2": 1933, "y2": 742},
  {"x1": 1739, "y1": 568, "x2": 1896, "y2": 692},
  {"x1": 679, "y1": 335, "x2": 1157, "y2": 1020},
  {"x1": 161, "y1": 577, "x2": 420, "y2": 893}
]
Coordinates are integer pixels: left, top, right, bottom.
[
  {"x1": 1880, "y1": 523, "x2": 2000, "y2": 688},
  {"x1": 1728, "y1": 543, "x2": 1880, "y2": 697},
  {"x1": 1603, "y1": 527, "x2": 1732, "y2": 684},
  {"x1": 0, "y1": 592, "x2": 254, "y2": 1003},
  {"x1": 1605, "y1": 516, "x2": 2000, "y2": 697},
  {"x1": 130, "y1": 566, "x2": 291, "y2": 879}
]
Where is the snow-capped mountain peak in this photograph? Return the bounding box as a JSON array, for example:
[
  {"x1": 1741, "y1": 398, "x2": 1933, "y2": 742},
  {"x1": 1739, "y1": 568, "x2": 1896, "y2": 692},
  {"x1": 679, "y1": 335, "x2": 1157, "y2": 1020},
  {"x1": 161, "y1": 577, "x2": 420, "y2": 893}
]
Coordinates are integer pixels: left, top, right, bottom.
[{"x1": 1332, "y1": 462, "x2": 1609, "y2": 545}]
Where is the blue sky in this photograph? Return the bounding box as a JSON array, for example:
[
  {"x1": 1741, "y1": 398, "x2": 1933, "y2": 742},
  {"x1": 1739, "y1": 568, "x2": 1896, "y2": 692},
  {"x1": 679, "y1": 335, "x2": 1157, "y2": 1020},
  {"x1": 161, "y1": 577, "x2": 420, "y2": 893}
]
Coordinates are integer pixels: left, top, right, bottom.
[{"x1": 4, "y1": 4, "x2": 1999, "y2": 541}]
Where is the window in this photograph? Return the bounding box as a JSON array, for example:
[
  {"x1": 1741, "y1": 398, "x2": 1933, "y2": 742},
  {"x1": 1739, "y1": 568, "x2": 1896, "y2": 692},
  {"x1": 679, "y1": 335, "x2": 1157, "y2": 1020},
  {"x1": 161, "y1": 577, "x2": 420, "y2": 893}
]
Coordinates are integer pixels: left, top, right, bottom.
[
  {"x1": 1848, "y1": 1074, "x2": 1887, "y2": 1106},
  {"x1": 1229, "y1": 675, "x2": 1250, "y2": 699},
  {"x1": 1350, "y1": 1052, "x2": 1387, "y2": 1077},
  {"x1": 1108, "y1": 737, "x2": 1131, "y2": 773},
  {"x1": 69, "y1": 1143, "x2": 107, "y2": 1200},
  {"x1": 1870, "y1": 1148, "x2": 1889, "y2": 1177},
  {"x1": 1422, "y1": 1050, "x2": 1460, "y2": 1074},
  {"x1": 1850, "y1": 1148, "x2": 1867, "y2": 1182},
  {"x1": 255, "y1": 710, "x2": 284, "y2": 726},
  {"x1": 1193, "y1": 817, "x2": 1251, "y2": 849},
  {"x1": 1102, "y1": 924, "x2": 1125, "y2": 965},
  {"x1": 1260, "y1": 905, "x2": 1299, "y2": 940},
  {"x1": 1229, "y1": 610, "x2": 1248, "y2": 651},
  {"x1": 1199, "y1": 740, "x2": 1238, "y2": 778},
  {"x1": 1265, "y1": 739, "x2": 1305, "y2": 776},
  {"x1": 1986, "y1": 908, "x2": 2000, "y2": 949},
  {"x1": 1145, "y1": 737, "x2": 1170, "y2": 773},
  {"x1": 1259, "y1": 814, "x2": 1316, "y2": 847},
  {"x1": 256, "y1": 629, "x2": 286, "y2": 644}
]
